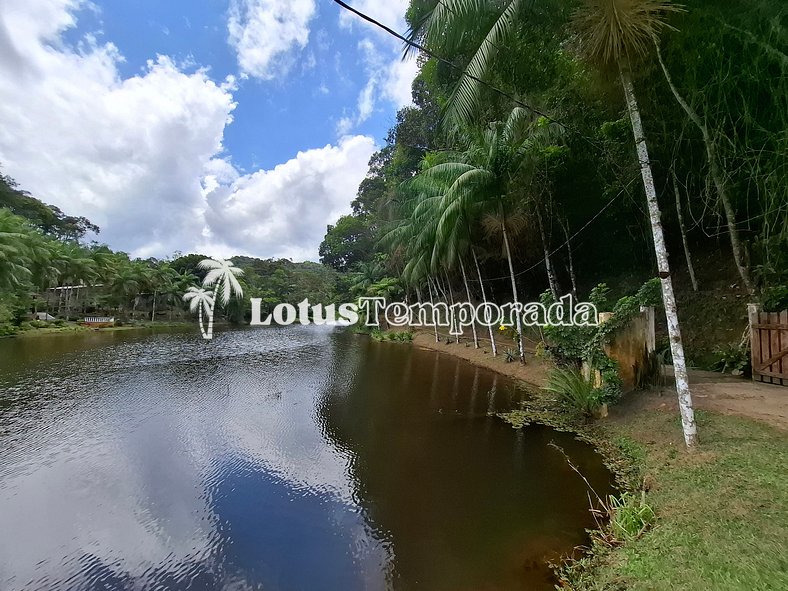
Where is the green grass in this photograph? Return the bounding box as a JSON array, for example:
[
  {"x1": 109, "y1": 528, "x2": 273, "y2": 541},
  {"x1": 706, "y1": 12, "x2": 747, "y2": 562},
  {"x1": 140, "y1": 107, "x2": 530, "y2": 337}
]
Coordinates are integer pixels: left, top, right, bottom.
[{"x1": 568, "y1": 409, "x2": 788, "y2": 590}]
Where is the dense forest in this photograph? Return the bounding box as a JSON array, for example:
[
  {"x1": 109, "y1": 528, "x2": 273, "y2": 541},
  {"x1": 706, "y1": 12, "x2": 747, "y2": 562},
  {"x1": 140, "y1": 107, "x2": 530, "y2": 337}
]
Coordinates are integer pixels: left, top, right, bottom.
[
  {"x1": 0, "y1": 172, "x2": 344, "y2": 335},
  {"x1": 319, "y1": 0, "x2": 787, "y2": 366},
  {"x1": 1, "y1": 0, "x2": 785, "y2": 357}
]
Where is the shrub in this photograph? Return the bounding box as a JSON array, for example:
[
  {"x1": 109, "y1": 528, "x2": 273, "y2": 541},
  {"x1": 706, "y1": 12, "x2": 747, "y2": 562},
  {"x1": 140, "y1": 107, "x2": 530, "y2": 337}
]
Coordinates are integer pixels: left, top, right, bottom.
[
  {"x1": 710, "y1": 343, "x2": 751, "y2": 376},
  {"x1": 542, "y1": 367, "x2": 603, "y2": 417},
  {"x1": 761, "y1": 285, "x2": 788, "y2": 313},
  {"x1": 607, "y1": 491, "x2": 656, "y2": 542},
  {"x1": 0, "y1": 323, "x2": 17, "y2": 336},
  {"x1": 370, "y1": 329, "x2": 412, "y2": 342}
]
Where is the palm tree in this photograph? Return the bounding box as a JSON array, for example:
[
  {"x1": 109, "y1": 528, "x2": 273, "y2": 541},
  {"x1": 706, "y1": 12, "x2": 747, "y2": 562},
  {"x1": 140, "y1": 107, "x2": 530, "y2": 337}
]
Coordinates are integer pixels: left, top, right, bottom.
[
  {"x1": 572, "y1": 0, "x2": 697, "y2": 447},
  {"x1": 0, "y1": 209, "x2": 35, "y2": 290},
  {"x1": 416, "y1": 108, "x2": 538, "y2": 361},
  {"x1": 411, "y1": 0, "x2": 697, "y2": 446},
  {"x1": 183, "y1": 287, "x2": 214, "y2": 340},
  {"x1": 109, "y1": 264, "x2": 140, "y2": 317},
  {"x1": 149, "y1": 263, "x2": 178, "y2": 321},
  {"x1": 198, "y1": 258, "x2": 244, "y2": 339}
]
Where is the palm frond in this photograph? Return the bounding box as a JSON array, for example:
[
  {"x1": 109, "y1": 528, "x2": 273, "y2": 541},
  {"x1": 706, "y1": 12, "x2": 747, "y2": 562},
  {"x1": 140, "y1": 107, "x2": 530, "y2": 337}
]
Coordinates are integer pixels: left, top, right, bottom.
[{"x1": 572, "y1": 0, "x2": 681, "y2": 66}]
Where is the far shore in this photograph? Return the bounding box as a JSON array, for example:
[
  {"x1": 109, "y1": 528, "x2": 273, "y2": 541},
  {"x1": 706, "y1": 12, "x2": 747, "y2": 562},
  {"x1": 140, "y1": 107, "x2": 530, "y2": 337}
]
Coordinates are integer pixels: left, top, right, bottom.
[{"x1": 5, "y1": 320, "x2": 193, "y2": 339}]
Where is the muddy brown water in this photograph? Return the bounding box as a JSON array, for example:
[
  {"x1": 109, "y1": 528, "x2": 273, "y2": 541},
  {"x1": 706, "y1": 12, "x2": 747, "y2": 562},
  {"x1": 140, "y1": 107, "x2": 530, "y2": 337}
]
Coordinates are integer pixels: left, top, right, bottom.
[{"x1": 0, "y1": 326, "x2": 612, "y2": 590}]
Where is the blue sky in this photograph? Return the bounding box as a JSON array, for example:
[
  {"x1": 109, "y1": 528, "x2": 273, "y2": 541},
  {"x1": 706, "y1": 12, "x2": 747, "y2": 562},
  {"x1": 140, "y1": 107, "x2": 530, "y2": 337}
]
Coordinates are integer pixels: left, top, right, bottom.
[{"x1": 0, "y1": 0, "x2": 417, "y2": 260}]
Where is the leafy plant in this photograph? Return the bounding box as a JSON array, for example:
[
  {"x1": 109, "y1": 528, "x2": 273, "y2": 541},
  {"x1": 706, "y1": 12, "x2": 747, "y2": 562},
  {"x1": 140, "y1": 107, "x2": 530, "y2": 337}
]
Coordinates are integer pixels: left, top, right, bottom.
[
  {"x1": 542, "y1": 367, "x2": 603, "y2": 417},
  {"x1": 605, "y1": 491, "x2": 656, "y2": 542},
  {"x1": 370, "y1": 329, "x2": 413, "y2": 343},
  {"x1": 541, "y1": 279, "x2": 662, "y2": 404},
  {"x1": 761, "y1": 285, "x2": 788, "y2": 313},
  {"x1": 504, "y1": 347, "x2": 518, "y2": 363},
  {"x1": 710, "y1": 343, "x2": 751, "y2": 376}
]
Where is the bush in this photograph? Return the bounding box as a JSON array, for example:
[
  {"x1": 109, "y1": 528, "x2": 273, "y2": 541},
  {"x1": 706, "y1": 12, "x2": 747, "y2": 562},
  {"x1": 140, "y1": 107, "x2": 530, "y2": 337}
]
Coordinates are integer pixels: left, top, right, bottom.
[
  {"x1": 761, "y1": 285, "x2": 788, "y2": 313},
  {"x1": 710, "y1": 343, "x2": 751, "y2": 376},
  {"x1": 370, "y1": 329, "x2": 412, "y2": 342},
  {"x1": 542, "y1": 367, "x2": 603, "y2": 417},
  {"x1": 0, "y1": 323, "x2": 17, "y2": 336},
  {"x1": 607, "y1": 491, "x2": 656, "y2": 542}
]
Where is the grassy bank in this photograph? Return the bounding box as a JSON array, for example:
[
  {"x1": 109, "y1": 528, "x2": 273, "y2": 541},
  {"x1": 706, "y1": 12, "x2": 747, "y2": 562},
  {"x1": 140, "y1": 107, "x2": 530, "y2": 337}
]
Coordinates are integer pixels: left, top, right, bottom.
[
  {"x1": 565, "y1": 407, "x2": 788, "y2": 590},
  {"x1": 410, "y1": 331, "x2": 788, "y2": 590},
  {"x1": 506, "y1": 392, "x2": 788, "y2": 591}
]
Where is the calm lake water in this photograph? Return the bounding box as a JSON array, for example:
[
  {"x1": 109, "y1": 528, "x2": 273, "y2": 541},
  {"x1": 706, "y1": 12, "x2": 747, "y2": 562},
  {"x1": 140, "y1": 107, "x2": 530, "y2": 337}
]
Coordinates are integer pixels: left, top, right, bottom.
[{"x1": 0, "y1": 326, "x2": 612, "y2": 590}]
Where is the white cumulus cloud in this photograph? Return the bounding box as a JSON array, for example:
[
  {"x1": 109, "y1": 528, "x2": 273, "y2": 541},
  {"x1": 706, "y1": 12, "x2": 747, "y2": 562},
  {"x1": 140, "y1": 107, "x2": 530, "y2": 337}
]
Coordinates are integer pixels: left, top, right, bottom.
[
  {"x1": 0, "y1": 0, "x2": 237, "y2": 257},
  {"x1": 0, "y1": 0, "x2": 379, "y2": 261},
  {"x1": 202, "y1": 135, "x2": 376, "y2": 261},
  {"x1": 337, "y1": 0, "x2": 409, "y2": 33},
  {"x1": 227, "y1": 0, "x2": 316, "y2": 80}
]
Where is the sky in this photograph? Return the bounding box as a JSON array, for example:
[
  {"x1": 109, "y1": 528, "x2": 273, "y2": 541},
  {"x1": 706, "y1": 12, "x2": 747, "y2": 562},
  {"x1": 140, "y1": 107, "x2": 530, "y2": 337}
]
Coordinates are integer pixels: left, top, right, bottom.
[{"x1": 0, "y1": 0, "x2": 418, "y2": 261}]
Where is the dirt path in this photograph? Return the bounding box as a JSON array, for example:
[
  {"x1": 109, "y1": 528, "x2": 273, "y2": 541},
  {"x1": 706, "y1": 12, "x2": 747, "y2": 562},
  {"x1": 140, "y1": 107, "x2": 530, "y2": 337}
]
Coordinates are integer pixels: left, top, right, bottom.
[
  {"x1": 413, "y1": 331, "x2": 788, "y2": 430},
  {"x1": 611, "y1": 369, "x2": 788, "y2": 431}
]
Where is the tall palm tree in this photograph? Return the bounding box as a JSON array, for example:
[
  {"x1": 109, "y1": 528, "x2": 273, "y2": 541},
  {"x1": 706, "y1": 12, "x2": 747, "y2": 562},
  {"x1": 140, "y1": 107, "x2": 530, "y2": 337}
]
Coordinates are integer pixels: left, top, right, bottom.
[
  {"x1": 412, "y1": 0, "x2": 697, "y2": 445},
  {"x1": 183, "y1": 287, "x2": 214, "y2": 340},
  {"x1": 0, "y1": 209, "x2": 35, "y2": 290},
  {"x1": 198, "y1": 258, "x2": 244, "y2": 339},
  {"x1": 572, "y1": 0, "x2": 697, "y2": 447},
  {"x1": 415, "y1": 108, "x2": 538, "y2": 361}
]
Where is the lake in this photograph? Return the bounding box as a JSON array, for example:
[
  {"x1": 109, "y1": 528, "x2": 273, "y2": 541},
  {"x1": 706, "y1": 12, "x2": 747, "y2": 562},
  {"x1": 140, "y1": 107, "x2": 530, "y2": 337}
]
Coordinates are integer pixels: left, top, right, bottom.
[{"x1": 0, "y1": 326, "x2": 612, "y2": 590}]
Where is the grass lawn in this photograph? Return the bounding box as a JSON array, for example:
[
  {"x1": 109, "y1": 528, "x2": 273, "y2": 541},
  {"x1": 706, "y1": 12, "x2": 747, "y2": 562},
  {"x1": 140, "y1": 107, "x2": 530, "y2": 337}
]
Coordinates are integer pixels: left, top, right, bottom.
[{"x1": 571, "y1": 408, "x2": 788, "y2": 590}]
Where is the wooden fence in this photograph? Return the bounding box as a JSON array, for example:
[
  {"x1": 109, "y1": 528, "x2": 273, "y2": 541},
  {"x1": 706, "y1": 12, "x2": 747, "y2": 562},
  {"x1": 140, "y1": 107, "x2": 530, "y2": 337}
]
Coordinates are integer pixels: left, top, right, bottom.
[{"x1": 748, "y1": 304, "x2": 788, "y2": 386}]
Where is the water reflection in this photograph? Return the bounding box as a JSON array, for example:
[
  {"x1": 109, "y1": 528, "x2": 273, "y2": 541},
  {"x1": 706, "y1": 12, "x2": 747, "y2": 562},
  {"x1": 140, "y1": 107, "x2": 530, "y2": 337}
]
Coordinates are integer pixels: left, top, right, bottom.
[{"x1": 0, "y1": 326, "x2": 611, "y2": 590}]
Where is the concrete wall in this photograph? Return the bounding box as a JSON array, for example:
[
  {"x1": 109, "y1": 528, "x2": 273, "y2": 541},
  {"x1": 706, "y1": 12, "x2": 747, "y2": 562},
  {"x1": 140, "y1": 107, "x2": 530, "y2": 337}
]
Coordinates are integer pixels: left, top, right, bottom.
[{"x1": 585, "y1": 307, "x2": 656, "y2": 393}]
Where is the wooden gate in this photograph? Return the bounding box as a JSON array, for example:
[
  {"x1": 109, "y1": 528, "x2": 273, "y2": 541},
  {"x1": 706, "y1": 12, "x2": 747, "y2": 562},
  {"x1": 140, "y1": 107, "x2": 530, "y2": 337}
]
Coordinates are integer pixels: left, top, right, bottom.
[{"x1": 748, "y1": 304, "x2": 788, "y2": 386}]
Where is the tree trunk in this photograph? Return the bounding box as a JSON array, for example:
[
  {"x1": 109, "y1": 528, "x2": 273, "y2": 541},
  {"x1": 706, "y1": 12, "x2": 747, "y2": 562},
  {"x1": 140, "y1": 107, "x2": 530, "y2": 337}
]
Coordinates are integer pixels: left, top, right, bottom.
[
  {"x1": 560, "y1": 217, "x2": 578, "y2": 297},
  {"x1": 444, "y1": 268, "x2": 457, "y2": 343},
  {"x1": 459, "y1": 257, "x2": 479, "y2": 348},
  {"x1": 536, "y1": 207, "x2": 560, "y2": 300},
  {"x1": 672, "y1": 169, "x2": 699, "y2": 292},
  {"x1": 151, "y1": 290, "x2": 157, "y2": 322},
  {"x1": 427, "y1": 279, "x2": 440, "y2": 343},
  {"x1": 620, "y1": 65, "x2": 697, "y2": 448},
  {"x1": 502, "y1": 221, "x2": 524, "y2": 362},
  {"x1": 473, "y1": 248, "x2": 497, "y2": 356},
  {"x1": 655, "y1": 43, "x2": 752, "y2": 293}
]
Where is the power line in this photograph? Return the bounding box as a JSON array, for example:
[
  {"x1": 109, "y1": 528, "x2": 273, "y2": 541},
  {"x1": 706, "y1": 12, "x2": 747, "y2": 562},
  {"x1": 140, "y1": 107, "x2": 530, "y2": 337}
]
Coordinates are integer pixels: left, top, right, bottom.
[
  {"x1": 330, "y1": 1, "x2": 645, "y2": 283},
  {"x1": 330, "y1": 0, "x2": 559, "y2": 126},
  {"x1": 467, "y1": 176, "x2": 637, "y2": 283}
]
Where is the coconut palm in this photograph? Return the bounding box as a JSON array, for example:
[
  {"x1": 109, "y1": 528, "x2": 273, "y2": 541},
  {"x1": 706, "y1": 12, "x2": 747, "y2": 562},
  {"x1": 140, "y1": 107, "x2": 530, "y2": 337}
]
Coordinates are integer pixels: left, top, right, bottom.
[
  {"x1": 198, "y1": 258, "x2": 244, "y2": 339},
  {"x1": 411, "y1": 0, "x2": 697, "y2": 446},
  {"x1": 183, "y1": 286, "x2": 215, "y2": 340},
  {"x1": 572, "y1": 0, "x2": 697, "y2": 447},
  {"x1": 414, "y1": 108, "x2": 538, "y2": 361}
]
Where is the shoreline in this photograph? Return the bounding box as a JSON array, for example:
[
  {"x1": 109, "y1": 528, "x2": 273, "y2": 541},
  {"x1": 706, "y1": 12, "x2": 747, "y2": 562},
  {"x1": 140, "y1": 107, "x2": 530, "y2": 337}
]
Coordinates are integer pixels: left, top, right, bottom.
[
  {"x1": 411, "y1": 329, "x2": 552, "y2": 389},
  {"x1": 4, "y1": 320, "x2": 193, "y2": 339},
  {"x1": 404, "y1": 329, "x2": 788, "y2": 590}
]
